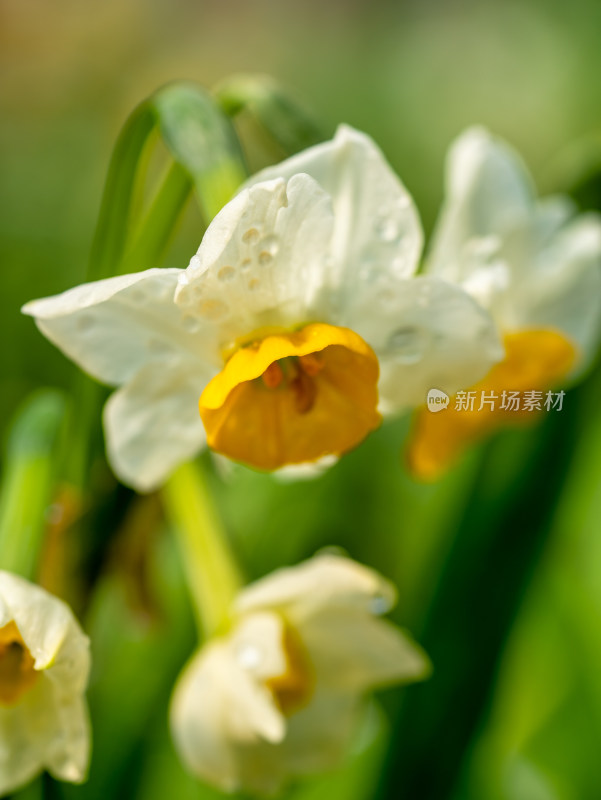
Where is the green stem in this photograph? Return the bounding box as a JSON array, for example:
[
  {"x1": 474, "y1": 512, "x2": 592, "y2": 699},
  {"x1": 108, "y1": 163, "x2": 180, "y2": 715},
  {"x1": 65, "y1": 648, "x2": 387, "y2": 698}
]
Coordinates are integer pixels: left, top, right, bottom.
[
  {"x1": 373, "y1": 383, "x2": 587, "y2": 800},
  {"x1": 0, "y1": 391, "x2": 66, "y2": 580},
  {"x1": 162, "y1": 460, "x2": 243, "y2": 637}
]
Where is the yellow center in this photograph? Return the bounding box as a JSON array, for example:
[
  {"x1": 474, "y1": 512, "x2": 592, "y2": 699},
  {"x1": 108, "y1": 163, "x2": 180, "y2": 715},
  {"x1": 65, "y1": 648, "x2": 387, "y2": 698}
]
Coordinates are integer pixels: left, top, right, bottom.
[
  {"x1": 0, "y1": 621, "x2": 39, "y2": 706},
  {"x1": 265, "y1": 624, "x2": 314, "y2": 716},
  {"x1": 199, "y1": 323, "x2": 381, "y2": 470},
  {"x1": 407, "y1": 329, "x2": 576, "y2": 481}
]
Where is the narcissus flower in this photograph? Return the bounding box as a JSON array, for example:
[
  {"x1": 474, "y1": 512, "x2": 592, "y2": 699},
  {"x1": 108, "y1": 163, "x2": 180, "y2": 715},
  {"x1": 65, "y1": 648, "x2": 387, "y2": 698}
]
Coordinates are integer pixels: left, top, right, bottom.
[
  {"x1": 0, "y1": 571, "x2": 90, "y2": 795},
  {"x1": 170, "y1": 553, "x2": 429, "y2": 795},
  {"x1": 24, "y1": 126, "x2": 501, "y2": 490},
  {"x1": 408, "y1": 127, "x2": 601, "y2": 479}
]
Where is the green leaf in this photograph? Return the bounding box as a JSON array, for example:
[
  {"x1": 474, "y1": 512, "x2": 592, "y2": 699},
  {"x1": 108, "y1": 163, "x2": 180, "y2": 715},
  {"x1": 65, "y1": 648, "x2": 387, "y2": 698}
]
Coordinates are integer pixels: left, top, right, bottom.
[
  {"x1": 373, "y1": 386, "x2": 587, "y2": 800},
  {"x1": 66, "y1": 82, "x2": 247, "y2": 488},
  {"x1": 87, "y1": 103, "x2": 157, "y2": 281},
  {"x1": 216, "y1": 74, "x2": 325, "y2": 158},
  {"x1": 152, "y1": 82, "x2": 248, "y2": 220},
  {"x1": 0, "y1": 389, "x2": 67, "y2": 579},
  {"x1": 120, "y1": 160, "x2": 193, "y2": 274}
]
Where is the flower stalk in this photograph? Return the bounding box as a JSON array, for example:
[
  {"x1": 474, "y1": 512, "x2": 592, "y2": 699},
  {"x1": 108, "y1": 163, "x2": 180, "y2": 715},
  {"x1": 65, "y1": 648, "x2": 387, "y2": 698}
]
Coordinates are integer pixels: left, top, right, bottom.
[{"x1": 162, "y1": 460, "x2": 243, "y2": 637}]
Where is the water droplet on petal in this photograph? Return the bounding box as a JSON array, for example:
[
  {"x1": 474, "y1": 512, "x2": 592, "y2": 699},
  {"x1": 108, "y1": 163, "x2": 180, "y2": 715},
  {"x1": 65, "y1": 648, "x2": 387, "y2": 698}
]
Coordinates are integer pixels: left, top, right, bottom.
[
  {"x1": 259, "y1": 235, "x2": 279, "y2": 257},
  {"x1": 240, "y1": 258, "x2": 252, "y2": 270},
  {"x1": 182, "y1": 315, "x2": 201, "y2": 333},
  {"x1": 416, "y1": 283, "x2": 433, "y2": 308},
  {"x1": 217, "y1": 265, "x2": 235, "y2": 282},
  {"x1": 370, "y1": 594, "x2": 392, "y2": 615},
  {"x1": 128, "y1": 288, "x2": 146, "y2": 304},
  {"x1": 148, "y1": 338, "x2": 172, "y2": 355},
  {"x1": 237, "y1": 642, "x2": 263, "y2": 671},
  {"x1": 258, "y1": 251, "x2": 273, "y2": 266},
  {"x1": 76, "y1": 314, "x2": 94, "y2": 332},
  {"x1": 242, "y1": 227, "x2": 260, "y2": 244},
  {"x1": 359, "y1": 258, "x2": 379, "y2": 284},
  {"x1": 386, "y1": 326, "x2": 429, "y2": 364},
  {"x1": 390, "y1": 257, "x2": 408, "y2": 275},
  {"x1": 199, "y1": 298, "x2": 228, "y2": 320},
  {"x1": 377, "y1": 288, "x2": 396, "y2": 306},
  {"x1": 374, "y1": 215, "x2": 400, "y2": 242},
  {"x1": 178, "y1": 273, "x2": 190, "y2": 287},
  {"x1": 188, "y1": 254, "x2": 202, "y2": 271},
  {"x1": 248, "y1": 278, "x2": 260, "y2": 291},
  {"x1": 179, "y1": 284, "x2": 203, "y2": 307}
]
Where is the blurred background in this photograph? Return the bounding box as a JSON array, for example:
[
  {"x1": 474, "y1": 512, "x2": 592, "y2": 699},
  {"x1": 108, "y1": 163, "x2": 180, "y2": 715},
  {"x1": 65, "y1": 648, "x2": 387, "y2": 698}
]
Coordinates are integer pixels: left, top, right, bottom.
[{"x1": 2, "y1": 1, "x2": 601, "y2": 799}]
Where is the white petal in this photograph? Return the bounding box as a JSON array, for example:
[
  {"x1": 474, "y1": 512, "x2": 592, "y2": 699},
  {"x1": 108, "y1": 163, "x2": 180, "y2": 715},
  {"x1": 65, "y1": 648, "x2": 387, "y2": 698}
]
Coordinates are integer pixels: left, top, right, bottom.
[
  {"x1": 241, "y1": 688, "x2": 362, "y2": 784},
  {"x1": 0, "y1": 572, "x2": 90, "y2": 677},
  {"x1": 175, "y1": 175, "x2": 335, "y2": 339},
  {"x1": 247, "y1": 124, "x2": 423, "y2": 285},
  {"x1": 235, "y1": 554, "x2": 397, "y2": 622},
  {"x1": 300, "y1": 609, "x2": 430, "y2": 691},
  {"x1": 0, "y1": 678, "x2": 88, "y2": 793},
  {"x1": 103, "y1": 361, "x2": 211, "y2": 492},
  {"x1": 273, "y1": 455, "x2": 339, "y2": 482},
  {"x1": 22, "y1": 269, "x2": 214, "y2": 385},
  {"x1": 170, "y1": 638, "x2": 285, "y2": 793},
  {"x1": 517, "y1": 215, "x2": 601, "y2": 370},
  {"x1": 0, "y1": 574, "x2": 90, "y2": 793},
  {"x1": 349, "y1": 276, "x2": 503, "y2": 413},
  {"x1": 428, "y1": 127, "x2": 535, "y2": 281},
  {"x1": 227, "y1": 611, "x2": 289, "y2": 683},
  {"x1": 481, "y1": 195, "x2": 579, "y2": 309}
]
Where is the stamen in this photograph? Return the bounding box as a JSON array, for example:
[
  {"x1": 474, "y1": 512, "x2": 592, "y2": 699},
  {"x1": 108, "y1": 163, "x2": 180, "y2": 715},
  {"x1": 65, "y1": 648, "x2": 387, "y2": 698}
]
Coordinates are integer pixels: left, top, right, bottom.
[
  {"x1": 0, "y1": 621, "x2": 39, "y2": 706},
  {"x1": 291, "y1": 370, "x2": 317, "y2": 414},
  {"x1": 265, "y1": 625, "x2": 314, "y2": 716},
  {"x1": 262, "y1": 361, "x2": 284, "y2": 389},
  {"x1": 299, "y1": 352, "x2": 324, "y2": 377}
]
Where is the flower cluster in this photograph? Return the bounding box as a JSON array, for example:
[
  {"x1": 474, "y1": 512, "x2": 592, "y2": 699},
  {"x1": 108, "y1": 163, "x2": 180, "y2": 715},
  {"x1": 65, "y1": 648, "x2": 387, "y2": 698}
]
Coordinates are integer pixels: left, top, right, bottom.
[
  {"x1": 11, "y1": 120, "x2": 601, "y2": 798},
  {"x1": 23, "y1": 126, "x2": 601, "y2": 489}
]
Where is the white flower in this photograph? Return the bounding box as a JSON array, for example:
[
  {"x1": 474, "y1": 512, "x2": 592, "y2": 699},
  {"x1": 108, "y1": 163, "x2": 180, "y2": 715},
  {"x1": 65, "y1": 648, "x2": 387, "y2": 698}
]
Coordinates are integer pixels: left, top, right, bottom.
[
  {"x1": 0, "y1": 571, "x2": 91, "y2": 795},
  {"x1": 408, "y1": 127, "x2": 601, "y2": 478},
  {"x1": 170, "y1": 553, "x2": 429, "y2": 795},
  {"x1": 427, "y1": 126, "x2": 601, "y2": 363},
  {"x1": 23, "y1": 126, "x2": 501, "y2": 490}
]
